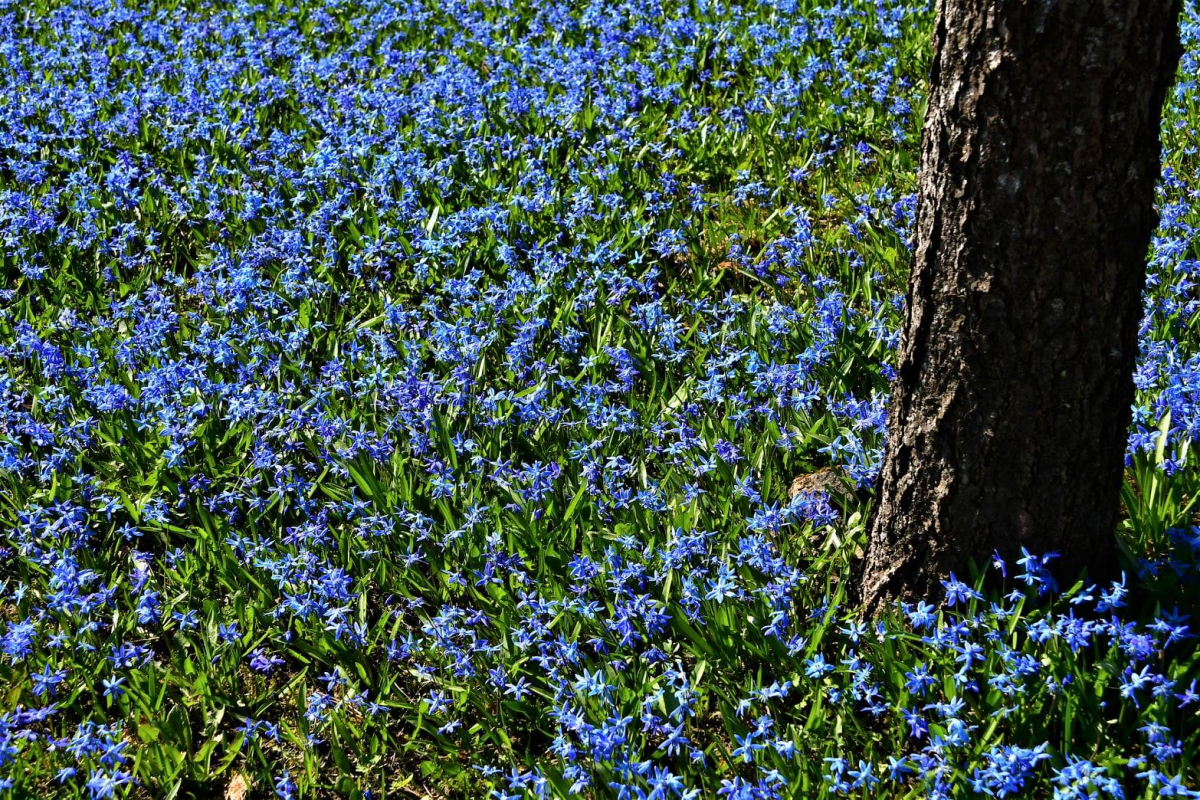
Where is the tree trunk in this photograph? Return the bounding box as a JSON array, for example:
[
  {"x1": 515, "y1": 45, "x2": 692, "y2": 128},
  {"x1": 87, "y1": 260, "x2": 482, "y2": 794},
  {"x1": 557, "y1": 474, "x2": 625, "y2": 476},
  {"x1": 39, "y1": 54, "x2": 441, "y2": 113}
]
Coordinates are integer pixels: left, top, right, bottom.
[{"x1": 859, "y1": 0, "x2": 1183, "y2": 611}]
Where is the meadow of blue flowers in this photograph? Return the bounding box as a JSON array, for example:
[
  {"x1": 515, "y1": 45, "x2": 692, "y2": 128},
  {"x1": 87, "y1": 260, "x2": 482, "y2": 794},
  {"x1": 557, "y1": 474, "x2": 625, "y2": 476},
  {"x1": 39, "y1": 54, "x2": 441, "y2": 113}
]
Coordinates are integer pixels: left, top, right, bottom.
[{"x1": 0, "y1": 0, "x2": 1198, "y2": 796}]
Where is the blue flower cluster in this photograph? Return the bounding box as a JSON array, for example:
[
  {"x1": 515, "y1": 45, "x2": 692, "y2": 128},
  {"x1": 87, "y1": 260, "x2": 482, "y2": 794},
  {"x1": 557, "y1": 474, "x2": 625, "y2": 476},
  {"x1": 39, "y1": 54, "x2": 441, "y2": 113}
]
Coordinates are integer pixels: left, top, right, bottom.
[{"x1": 0, "y1": 0, "x2": 1197, "y2": 796}]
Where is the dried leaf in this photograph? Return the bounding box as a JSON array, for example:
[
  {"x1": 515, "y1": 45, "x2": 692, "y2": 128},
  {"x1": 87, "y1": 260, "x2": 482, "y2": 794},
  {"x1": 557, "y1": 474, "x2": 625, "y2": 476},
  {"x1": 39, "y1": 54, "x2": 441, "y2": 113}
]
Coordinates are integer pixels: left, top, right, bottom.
[
  {"x1": 225, "y1": 773, "x2": 250, "y2": 800},
  {"x1": 789, "y1": 466, "x2": 852, "y2": 500}
]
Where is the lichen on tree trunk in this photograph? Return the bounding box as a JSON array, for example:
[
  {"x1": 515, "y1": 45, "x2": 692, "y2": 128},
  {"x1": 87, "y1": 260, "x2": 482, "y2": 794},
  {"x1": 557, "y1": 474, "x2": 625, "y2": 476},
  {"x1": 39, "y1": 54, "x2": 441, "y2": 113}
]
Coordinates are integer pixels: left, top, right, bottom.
[{"x1": 859, "y1": 0, "x2": 1183, "y2": 611}]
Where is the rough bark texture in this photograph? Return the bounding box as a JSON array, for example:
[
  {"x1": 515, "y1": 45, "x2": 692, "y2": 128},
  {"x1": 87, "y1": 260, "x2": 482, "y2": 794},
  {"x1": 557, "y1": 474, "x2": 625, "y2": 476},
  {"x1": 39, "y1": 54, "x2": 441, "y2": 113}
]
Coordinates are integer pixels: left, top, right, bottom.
[{"x1": 859, "y1": 0, "x2": 1183, "y2": 611}]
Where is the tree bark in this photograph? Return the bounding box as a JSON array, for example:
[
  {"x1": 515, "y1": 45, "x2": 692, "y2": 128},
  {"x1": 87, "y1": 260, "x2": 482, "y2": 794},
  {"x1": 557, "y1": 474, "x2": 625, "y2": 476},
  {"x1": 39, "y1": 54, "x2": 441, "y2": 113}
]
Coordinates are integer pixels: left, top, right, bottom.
[{"x1": 859, "y1": 0, "x2": 1183, "y2": 611}]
